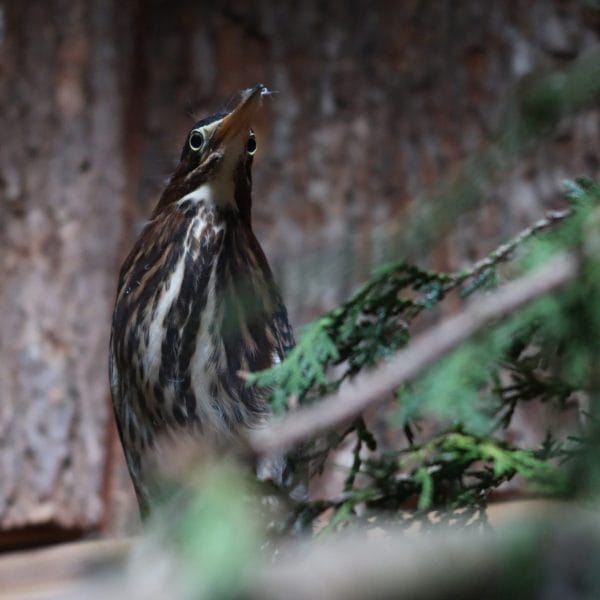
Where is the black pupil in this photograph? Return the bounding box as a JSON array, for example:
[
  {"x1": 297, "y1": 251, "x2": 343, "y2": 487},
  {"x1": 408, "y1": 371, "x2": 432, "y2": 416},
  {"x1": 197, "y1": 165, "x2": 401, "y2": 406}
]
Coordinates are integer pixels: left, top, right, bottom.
[
  {"x1": 190, "y1": 132, "x2": 203, "y2": 149},
  {"x1": 247, "y1": 137, "x2": 257, "y2": 153}
]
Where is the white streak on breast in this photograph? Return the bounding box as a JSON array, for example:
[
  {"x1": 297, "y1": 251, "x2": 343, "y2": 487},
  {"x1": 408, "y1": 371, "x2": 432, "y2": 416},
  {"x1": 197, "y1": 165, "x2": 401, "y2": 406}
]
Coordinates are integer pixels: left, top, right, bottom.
[
  {"x1": 178, "y1": 187, "x2": 208, "y2": 204},
  {"x1": 143, "y1": 256, "x2": 186, "y2": 382},
  {"x1": 189, "y1": 250, "x2": 231, "y2": 431}
]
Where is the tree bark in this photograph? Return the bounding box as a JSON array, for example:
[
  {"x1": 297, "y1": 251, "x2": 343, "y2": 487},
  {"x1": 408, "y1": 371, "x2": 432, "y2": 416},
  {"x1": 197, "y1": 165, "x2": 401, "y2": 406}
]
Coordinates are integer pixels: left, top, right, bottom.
[{"x1": 0, "y1": 0, "x2": 129, "y2": 538}]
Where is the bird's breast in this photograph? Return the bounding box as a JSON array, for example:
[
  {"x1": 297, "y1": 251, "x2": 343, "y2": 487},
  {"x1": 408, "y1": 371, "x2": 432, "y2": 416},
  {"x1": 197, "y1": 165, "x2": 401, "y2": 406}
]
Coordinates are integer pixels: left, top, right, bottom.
[{"x1": 115, "y1": 210, "x2": 280, "y2": 442}]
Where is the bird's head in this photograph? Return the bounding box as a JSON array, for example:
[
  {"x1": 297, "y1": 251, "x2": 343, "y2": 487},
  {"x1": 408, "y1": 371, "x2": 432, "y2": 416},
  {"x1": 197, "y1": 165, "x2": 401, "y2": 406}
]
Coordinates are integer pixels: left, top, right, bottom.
[{"x1": 156, "y1": 84, "x2": 267, "y2": 220}]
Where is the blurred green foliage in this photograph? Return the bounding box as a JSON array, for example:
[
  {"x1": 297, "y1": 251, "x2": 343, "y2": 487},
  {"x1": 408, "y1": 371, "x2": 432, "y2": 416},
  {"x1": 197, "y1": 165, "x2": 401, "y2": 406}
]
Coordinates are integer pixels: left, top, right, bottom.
[
  {"x1": 140, "y1": 464, "x2": 261, "y2": 599},
  {"x1": 249, "y1": 177, "x2": 600, "y2": 531}
]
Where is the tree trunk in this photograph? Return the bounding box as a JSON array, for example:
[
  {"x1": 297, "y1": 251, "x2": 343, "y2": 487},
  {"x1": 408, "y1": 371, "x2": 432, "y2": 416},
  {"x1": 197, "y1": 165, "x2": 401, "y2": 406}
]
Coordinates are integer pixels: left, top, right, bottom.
[{"x1": 0, "y1": 0, "x2": 129, "y2": 542}]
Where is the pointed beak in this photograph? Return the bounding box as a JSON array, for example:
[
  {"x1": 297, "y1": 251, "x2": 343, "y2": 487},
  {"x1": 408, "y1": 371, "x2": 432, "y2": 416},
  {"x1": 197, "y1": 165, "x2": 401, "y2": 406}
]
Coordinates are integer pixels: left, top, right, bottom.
[{"x1": 212, "y1": 84, "x2": 265, "y2": 146}]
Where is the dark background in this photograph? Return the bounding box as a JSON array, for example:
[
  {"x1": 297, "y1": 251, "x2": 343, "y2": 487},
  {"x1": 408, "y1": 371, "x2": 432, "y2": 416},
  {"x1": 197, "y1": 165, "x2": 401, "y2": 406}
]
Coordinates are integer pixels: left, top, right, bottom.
[{"x1": 0, "y1": 0, "x2": 598, "y2": 545}]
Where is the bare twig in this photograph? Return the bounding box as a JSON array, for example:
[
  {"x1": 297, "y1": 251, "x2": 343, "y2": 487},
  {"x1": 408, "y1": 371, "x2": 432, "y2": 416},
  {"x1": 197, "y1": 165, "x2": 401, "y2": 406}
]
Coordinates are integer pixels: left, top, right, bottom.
[
  {"x1": 446, "y1": 208, "x2": 572, "y2": 289},
  {"x1": 250, "y1": 252, "x2": 578, "y2": 455}
]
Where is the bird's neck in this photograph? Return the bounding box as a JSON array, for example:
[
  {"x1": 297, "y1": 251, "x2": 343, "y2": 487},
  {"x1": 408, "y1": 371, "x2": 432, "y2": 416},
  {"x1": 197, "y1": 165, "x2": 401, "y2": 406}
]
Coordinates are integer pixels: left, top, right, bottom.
[
  {"x1": 175, "y1": 180, "x2": 237, "y2": 214},
  {"x1": 157, "y1": 161, "x2": 253, "y2": 225}
]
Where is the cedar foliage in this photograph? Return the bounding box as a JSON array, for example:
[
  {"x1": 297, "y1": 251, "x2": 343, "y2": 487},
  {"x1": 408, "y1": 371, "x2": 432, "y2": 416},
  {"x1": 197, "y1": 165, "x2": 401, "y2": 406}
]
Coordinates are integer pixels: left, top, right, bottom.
[{"x1": 248, "y1": 177, "x2": 600, "y2": 530}]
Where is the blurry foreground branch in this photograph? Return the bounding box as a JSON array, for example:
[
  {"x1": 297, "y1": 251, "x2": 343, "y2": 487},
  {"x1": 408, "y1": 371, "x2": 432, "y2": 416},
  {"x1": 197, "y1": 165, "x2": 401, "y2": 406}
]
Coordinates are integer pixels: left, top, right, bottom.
[
  {"x1": 8, "y1": 501, "x2": 599, "y2": 600},
  {"x1": 248, "y1": 502, "x2": 597, "y2": 600}
]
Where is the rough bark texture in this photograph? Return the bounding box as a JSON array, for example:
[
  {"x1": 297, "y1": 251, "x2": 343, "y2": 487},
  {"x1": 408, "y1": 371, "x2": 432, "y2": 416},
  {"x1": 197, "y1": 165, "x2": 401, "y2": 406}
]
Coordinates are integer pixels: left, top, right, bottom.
[
  {"x1": 0, "y1": 1, "x2": 128, "y2": 537},
  {"x1": 0, "y1": 0, "x2": 598, "y2": 542}
]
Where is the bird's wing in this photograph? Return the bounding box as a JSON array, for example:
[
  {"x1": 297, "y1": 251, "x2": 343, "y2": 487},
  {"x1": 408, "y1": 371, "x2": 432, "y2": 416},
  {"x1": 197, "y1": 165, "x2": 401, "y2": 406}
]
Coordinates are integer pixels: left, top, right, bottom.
[{"x1": 273, "y1": 298, "x2": 295, "y2": 362}]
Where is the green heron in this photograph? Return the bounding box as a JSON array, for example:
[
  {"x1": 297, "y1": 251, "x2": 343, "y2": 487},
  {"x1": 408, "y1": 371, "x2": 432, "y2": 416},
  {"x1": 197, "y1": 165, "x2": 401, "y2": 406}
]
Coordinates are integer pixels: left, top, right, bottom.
[{"x1": 109, "y1": 85, "x2": 294, "y2": 514}]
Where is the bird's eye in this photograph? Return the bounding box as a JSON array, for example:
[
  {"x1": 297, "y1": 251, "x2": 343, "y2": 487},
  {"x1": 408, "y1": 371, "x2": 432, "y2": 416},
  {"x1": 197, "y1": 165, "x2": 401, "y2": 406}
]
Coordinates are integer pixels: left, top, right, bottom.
[
  {"x1": 246, "y1": 135, "x2": 257, "y2": 155},
  {"x1": 189, "y1": 131, "x2": 204, "y2": 151}
]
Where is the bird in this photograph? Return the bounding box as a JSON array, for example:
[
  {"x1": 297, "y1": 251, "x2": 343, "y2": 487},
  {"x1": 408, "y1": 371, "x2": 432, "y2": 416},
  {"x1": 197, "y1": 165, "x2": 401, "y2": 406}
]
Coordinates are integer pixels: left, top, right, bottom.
[{"x1": 109, "y1": 85, "x2": 294, "y2": 515}]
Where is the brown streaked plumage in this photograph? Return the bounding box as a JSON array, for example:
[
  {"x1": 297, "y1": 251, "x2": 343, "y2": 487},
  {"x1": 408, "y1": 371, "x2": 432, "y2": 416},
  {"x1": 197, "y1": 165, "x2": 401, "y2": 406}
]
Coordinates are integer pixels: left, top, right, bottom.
[{"x1": 109, "y1": 85, "x2": 294, "y2": 513}]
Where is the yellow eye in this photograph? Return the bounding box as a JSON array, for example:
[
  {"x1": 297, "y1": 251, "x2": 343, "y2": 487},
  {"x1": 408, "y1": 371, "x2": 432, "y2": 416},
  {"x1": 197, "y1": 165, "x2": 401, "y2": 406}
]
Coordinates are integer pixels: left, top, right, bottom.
[
  {"x1": 246, "y1": 135, "x2": 257, "y2": 155},
  {"x1": 189, "y1": 131, "x2": 204, "y2": 151}
]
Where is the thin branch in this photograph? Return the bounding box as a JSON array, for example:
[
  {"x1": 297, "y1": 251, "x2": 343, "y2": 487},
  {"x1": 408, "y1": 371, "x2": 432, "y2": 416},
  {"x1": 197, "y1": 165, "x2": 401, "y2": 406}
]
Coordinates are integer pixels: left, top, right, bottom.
[
  {"x1": 445, "y1": 208, "x2": 571, "y2": 289},
  {"x1": 250, "y1": 252, "x2": 578, "y2": 456}
]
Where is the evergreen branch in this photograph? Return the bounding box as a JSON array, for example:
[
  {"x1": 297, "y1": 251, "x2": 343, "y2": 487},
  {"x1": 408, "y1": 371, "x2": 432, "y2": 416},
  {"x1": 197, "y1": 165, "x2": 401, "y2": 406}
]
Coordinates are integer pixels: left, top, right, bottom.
[
  {"x1": 288, "y1": 430, "x2": 564, "y2": 531},
  {"x1": 246, "y1": 205, "x2": 574, "y2": 410},
  {"x1": 249, "y1": 252, "x2": 578, "y2": 455}
]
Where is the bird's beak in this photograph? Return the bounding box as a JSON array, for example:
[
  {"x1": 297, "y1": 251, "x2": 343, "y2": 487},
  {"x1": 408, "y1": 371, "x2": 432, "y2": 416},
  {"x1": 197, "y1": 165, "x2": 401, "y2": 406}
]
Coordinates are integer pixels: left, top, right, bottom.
[{"x1": 213, "y1": 84, "x2": 265, "y2": 146}]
